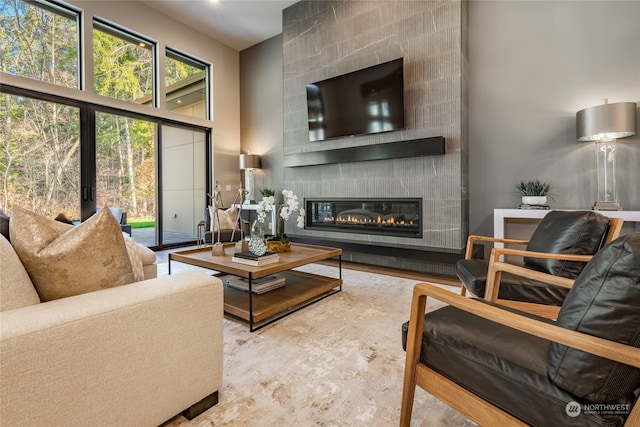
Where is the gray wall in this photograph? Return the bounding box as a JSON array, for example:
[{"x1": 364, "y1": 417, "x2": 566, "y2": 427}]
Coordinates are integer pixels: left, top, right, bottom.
[
  {"x1": 240, "y1": 0, "x2": 640, "y2": 255},
  {"x1": 240, "y1": 35, "x2": 285, "y2": 196},
  {"x1": 468, "y1": 0, "x2": 640, "y2": 236}
]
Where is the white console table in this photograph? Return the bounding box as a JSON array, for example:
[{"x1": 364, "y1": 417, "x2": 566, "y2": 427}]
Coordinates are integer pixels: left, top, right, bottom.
[
  {"x1": 494, "y1": 209, "x2": 640, "y2": 248},
  {"x1": 233, "y1": 203, "x2": 279, "y2": 236}
]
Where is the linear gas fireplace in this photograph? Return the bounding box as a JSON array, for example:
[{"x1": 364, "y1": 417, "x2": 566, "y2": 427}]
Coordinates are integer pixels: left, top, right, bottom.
[{"x1": 305, "y1": 198, "x2": 422, "y2": 238}]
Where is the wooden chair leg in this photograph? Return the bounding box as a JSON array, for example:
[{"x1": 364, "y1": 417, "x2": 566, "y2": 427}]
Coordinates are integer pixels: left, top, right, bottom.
[{"x1": 400, "y1": 290, "x2": 427, "y2": 426}]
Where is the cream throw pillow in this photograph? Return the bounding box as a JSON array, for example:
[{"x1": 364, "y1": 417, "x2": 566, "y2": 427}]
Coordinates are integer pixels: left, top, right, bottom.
[
  {"x1": 10, "y1": 206, "x2": 136, "y2": 302},
  {"x1": 123, "y1": 233, "x2": 145, "y2": 282},
  {"x1": 0, "y1": 234, "x2": 41, "y2": 311},
  {"x1": 209, "y1": 206, "x2": 239, "y2": 232}
]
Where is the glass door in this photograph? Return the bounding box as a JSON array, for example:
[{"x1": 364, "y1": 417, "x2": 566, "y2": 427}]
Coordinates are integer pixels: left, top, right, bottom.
[
  {"x1": 160, "y1": 124, "x2": 207, "y2": 246},
  {"x1": 95, "y1": 111, "x2": 157, "y2": 245}
]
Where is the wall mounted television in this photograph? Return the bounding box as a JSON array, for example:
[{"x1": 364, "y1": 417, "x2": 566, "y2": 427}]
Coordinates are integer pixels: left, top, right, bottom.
[{"x1": 306, "y1": 58, "x2": 405, "y2": 142}]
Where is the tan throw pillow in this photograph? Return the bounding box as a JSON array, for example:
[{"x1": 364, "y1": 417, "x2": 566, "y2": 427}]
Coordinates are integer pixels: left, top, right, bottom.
[
  {"x1": 0, "y1": 234, "x2": 41, "y2": 311},
  {"x1": 209, "y1": 206, "x2": 239, "y2": 232},
  {"x1": 10, "y1": 206, "x2": 136, "y2": 302}
]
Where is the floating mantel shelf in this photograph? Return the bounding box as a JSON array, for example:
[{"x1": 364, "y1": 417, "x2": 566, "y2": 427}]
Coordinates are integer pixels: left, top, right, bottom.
[{"x1": 283, "y1": 136, "x2": 445, "y2": 167}]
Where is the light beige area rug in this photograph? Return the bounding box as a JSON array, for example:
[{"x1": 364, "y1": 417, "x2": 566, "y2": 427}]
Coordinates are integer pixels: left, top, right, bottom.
[{"x1": 159, "y1": 262, "x2": 475, "y2": 427}]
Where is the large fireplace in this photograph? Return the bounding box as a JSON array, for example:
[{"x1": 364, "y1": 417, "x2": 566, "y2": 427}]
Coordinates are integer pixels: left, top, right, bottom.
[{"x1": 305, "y1": 198, "x2": 422, "y2": 238}]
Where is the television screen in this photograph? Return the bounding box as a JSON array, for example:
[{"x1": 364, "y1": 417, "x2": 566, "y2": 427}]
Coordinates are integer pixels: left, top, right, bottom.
[{"x1": 306, "y1": 58, "x2": 405, "y2": 142}]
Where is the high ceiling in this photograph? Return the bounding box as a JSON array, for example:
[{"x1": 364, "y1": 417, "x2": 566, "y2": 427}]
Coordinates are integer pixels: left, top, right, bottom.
[{"x1": 141, "y1": 0, "x2": 299, "y2": 51}]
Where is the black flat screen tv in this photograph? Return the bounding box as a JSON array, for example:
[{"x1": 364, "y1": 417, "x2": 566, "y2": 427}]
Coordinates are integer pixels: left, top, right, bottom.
[{"x1": 306, "y1": 58, "x2": 405, "y2": 142}]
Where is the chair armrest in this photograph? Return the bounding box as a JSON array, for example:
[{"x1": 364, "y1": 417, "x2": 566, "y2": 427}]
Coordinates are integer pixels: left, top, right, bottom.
[
  {"x1": 491, "y1": 247, "x2": 594, "y2": 263},
  {"x1": 481, "y1": 247, "x2": 579, "y2": 317},
  {"x1": 405, "y1": 282, "x2": 640, "y2": 369},
  {"x1": 464, "y1": 235, "x2": 529, "y2": 259}
]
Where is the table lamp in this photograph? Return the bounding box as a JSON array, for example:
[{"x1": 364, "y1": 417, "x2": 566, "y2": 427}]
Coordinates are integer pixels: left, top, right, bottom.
[
  {"x1": 576, "y1": 99, "x2": 637, "y2": 210},
  {"x1": 239, "y1": 154, "x2": 261, "y2": 204}
]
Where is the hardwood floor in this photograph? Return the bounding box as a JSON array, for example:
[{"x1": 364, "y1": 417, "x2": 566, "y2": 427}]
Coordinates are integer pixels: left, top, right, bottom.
[{"x1": 317, "y1": 259, "x2": 461, "y2": 287}]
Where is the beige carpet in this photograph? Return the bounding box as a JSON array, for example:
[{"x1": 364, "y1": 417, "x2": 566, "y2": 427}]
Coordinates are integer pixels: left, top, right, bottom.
[{"x1": 158, "y1": 261, "x2": 476, "y2": 427}]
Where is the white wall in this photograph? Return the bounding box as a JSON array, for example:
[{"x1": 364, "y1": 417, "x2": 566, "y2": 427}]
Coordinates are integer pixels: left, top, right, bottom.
[{"x1": 469, "y1": 0, "x2": 640, "y2": 236}]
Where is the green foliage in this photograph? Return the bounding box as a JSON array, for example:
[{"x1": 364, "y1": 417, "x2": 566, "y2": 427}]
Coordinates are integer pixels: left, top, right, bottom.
[
  {"x1": 128, "y1": 219, "x2": 155, "y2": 229},
  {"x1": 516, "y1": 179, "x2": 553, "y2": 196},
  {"x1": 260, "y1": 188, "x2": 275, "y2": 197}
]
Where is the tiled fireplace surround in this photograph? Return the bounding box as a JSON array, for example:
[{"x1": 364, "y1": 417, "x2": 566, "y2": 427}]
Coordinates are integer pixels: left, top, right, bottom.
[{"x1": 282, "y1": 0, "x2": 469, "y2": 276}]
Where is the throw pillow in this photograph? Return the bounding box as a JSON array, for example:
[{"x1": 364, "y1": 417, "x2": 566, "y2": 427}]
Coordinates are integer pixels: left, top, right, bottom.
[
  {"x1": 9, "y1": 206, "x2": 136, "y2": 302},
  {"x1": 524, "y1": 210, "x2": 609, "y2": 278},
  {"x1": 123, "y1": 232, "x2": 145, "y2": 282},
  {"x1": 208, "y1": 206, "x2": 239, "y2": 232},
  {"x1": 547, "y1": 232, "x2": 640, "y2": 402},
  {"x1": 0, "y1": 234, "x2": 41, "y2": 311}
]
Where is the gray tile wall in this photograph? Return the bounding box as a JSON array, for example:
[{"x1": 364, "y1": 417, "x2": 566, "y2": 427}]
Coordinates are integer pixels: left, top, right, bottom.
[{"x1": 282, "y1": 0, "x2": 469, "y2": 275}]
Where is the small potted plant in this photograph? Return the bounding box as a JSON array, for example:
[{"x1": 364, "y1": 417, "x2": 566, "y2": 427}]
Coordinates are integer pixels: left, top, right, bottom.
[
  {"x1": 516, "y1": 179, "x2": 554, "y2": 206},
  {"x1": 260, "y1": 188, "x2": 275, "y2": 199}
]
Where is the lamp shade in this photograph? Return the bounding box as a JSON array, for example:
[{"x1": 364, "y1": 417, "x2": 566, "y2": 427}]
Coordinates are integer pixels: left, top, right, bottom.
[
  {"x1": 576, "y1": 101, "x2": 637, "y2": 141},
  {"x1": 239, "y1": 154, "x2": 261, "y2": 170}
]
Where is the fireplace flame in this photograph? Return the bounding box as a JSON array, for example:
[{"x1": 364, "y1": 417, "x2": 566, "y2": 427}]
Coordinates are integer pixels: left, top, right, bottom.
[{"x1": 323, "y1": 215, "x2": 413, "y2": 226}]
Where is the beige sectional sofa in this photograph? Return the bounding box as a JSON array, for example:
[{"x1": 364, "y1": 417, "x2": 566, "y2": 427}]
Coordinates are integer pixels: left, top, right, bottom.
[{"x1": 0, "y1": 230, "x2": 224, "y2": 426}]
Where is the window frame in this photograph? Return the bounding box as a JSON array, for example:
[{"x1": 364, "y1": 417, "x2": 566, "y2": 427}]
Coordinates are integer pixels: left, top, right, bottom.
[
  {"x1": 92, "y1": 17, "x2": 157, "y2": 108},
  {"x1": 165, "y1": 47, "x2": 211, "y2": 120}
]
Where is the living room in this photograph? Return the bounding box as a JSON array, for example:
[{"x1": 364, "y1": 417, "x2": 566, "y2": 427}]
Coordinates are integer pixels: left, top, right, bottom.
[{"x1": 1, "y1": 0, "x2": 639, "y2": 426}]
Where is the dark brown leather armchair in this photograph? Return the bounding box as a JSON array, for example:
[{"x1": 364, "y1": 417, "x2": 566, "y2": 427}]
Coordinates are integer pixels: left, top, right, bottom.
[{"x1": 401, "y1": 232, "x2": 640, "y2": 426}]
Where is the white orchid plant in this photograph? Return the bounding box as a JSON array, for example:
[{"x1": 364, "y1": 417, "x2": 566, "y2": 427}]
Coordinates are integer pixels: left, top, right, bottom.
[{"x1": 256, "y1": 189, "x2": 305, "y2": 242}]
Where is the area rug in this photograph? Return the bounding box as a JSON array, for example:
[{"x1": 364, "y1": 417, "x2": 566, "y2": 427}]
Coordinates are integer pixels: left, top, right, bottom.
[{"x1": 158, "y1": 262, "x2": 476, "y2": 427}]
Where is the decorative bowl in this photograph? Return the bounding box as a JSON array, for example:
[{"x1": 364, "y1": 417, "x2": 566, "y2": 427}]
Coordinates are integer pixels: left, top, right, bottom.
[{"x1": 265, "y1": 240, "x2": 291, "y2": 253}]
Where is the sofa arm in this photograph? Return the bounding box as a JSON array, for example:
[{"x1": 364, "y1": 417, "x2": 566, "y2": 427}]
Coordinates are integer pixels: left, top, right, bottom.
[{"x1": 0, "y1": 271, "x2": 223, "y2": 427}]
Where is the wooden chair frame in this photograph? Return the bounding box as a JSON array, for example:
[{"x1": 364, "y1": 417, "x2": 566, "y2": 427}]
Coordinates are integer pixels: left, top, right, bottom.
[{"x1": 400, "y1": 281, "x2": 640, "y2": 427}]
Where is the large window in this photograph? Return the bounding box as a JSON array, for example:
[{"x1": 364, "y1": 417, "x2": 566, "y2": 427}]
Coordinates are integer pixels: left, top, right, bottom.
[
  {"x1": 0, "y1": 92, "x2": 80, "y2": 219},
  {"x1": 93, "y1": 20, "x2": 154, "y2": 106},
  {"x1": 1, "y1": 1, "x2": 213, "y2": 248},
  {"x1": 165, "y1": 49, "x2": 208, "y2": 119},
  {"x1": 0, "y1": 0, "x2": 79, "y2": 88}
]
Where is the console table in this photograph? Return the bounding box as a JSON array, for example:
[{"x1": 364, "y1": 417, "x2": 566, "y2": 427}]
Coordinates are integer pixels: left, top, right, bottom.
[
  {"x1": 233, "y1": 203, "x2": 279, "y2": 236},
  {"x1": 494, "y1": 209, "x2": 640, "y2": 248}
]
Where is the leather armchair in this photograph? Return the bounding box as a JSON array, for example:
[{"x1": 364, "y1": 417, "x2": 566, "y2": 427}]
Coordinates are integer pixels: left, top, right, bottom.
[
  {"x1": 457, "y1": 210, "x2": 623, "y2": 314},
  {"x1": 401, "y1": 232, "x2": 640, "y2": 427}
]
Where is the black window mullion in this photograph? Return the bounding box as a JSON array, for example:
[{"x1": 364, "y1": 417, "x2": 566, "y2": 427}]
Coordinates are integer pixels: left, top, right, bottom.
[{"x1": 80, "y1": 104, "x2": 96, "y2": 221}]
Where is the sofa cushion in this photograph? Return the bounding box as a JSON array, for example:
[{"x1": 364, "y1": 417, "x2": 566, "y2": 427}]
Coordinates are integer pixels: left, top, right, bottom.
[
  {"x1": 548, "y1": 232, "x2": 640, "y2": 403},
  {"x1": 0, "y1": 234, "x2": 40, "y2": 311},
  {"x1": 208, "y1": 206, "x2": 239, "y2": 232},
  {"x1": 524, "y1": 210, "x2": 609, "y2": 278},
  {"x1": 10, "y1": 206, "x2": 136, "y2": 302}
]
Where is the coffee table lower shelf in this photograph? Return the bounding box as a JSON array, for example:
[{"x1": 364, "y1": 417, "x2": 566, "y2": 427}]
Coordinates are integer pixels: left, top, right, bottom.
[{"x1": 222, "y1": 270, "x2": 342, "y2": 329}]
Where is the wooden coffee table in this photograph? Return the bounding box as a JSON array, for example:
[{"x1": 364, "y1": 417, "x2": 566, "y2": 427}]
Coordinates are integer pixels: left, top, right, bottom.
[{"x1": 169, "y1": 242, "x2": 342, "y2": 331}]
